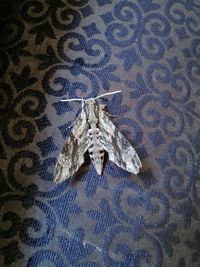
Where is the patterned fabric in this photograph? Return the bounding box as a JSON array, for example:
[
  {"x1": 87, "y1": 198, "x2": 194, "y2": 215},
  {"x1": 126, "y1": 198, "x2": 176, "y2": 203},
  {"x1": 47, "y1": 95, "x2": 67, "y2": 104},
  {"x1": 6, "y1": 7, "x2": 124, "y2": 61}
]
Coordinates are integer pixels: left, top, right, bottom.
[{"x1": 0, "y1": 0, "x2": 200, "y2": 266}]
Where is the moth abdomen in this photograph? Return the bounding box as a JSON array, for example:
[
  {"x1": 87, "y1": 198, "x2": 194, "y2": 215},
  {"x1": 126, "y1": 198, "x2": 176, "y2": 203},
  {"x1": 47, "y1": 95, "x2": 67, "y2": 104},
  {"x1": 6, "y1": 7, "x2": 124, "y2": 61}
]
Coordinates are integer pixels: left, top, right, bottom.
[{"x1": 87, "y1": 123, "x2": 104, "y2": 175}]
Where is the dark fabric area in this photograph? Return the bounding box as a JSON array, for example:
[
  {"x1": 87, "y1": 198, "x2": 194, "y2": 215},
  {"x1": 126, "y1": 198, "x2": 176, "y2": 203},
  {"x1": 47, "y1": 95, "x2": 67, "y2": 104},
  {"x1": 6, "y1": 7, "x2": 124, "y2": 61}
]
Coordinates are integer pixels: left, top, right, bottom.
[{"x1": 0, "y1": 0, "x2": 200, "y2": 266}]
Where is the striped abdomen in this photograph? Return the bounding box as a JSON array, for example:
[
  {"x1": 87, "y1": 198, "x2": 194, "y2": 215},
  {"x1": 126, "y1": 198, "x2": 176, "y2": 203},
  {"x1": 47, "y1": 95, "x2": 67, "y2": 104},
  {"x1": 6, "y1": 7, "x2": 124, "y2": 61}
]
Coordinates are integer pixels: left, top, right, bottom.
[{"x1": 88, "y1": 123, "x2": 104, "y2": 175}]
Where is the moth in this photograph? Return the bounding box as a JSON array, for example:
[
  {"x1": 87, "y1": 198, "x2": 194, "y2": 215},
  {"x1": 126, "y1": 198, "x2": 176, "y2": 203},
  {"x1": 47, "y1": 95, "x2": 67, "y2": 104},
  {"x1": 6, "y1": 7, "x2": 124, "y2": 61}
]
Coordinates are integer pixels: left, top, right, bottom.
[{"x1": 54, "y1": 91, "x2": 142, "y2": 183}]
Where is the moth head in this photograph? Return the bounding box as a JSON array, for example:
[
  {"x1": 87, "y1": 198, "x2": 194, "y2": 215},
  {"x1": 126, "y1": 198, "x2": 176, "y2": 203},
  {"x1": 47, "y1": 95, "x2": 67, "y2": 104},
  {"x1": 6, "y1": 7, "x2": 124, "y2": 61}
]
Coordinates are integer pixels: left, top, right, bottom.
[
  {"x1": 84, "y1": 97, "x2": 96, "y2": 106},
  {"x1": 83, "y1": 98, "x2": 108, "y2": 113}
]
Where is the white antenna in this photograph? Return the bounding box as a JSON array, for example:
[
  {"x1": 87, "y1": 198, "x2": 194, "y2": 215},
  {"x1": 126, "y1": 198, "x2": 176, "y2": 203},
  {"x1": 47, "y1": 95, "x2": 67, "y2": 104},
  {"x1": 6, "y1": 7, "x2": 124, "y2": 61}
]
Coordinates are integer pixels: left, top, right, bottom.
[
  {"x1": 60, "y1": 90, "x2": 121, "y2": 102},
  {"x1": 94, "y1": 90, "x2": 121, "y2": 100}
]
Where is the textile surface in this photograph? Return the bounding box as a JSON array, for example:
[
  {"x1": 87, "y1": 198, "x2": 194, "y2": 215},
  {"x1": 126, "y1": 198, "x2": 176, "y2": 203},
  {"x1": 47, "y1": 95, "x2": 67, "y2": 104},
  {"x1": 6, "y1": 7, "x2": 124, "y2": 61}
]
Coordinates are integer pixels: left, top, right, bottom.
[{"x1": 1, "y1": 0, "x2": 200, "y2": 266}]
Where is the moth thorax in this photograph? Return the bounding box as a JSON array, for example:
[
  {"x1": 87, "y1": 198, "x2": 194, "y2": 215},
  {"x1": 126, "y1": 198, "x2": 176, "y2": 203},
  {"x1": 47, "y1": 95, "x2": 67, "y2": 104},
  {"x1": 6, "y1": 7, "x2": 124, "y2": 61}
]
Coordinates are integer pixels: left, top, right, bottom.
[{"x1": 86, "y1": 101, "x2": 98, "y2": 123}]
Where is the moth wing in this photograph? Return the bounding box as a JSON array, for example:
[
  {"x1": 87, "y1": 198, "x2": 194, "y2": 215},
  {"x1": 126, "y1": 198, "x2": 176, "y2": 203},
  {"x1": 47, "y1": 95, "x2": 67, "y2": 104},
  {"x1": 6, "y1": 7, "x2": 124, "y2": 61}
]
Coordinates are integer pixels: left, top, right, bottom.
[
  {"x1": 54, "y1": 110, "x2": 89, "y2": 183},
  {"x1": 99, "y1": 109, "x2": 142, "y2": 175}
]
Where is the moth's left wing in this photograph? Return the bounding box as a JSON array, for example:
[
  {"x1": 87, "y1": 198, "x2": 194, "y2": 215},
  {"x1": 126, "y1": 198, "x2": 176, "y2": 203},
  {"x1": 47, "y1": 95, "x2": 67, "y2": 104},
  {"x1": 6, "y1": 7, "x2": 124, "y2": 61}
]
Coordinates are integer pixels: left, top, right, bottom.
[
  {"x1": 99, "y1": 108, "x2": 142, "y2": 174},
  {"x1": 54, "y1": 110, "x2": 89, "y2": 183}
]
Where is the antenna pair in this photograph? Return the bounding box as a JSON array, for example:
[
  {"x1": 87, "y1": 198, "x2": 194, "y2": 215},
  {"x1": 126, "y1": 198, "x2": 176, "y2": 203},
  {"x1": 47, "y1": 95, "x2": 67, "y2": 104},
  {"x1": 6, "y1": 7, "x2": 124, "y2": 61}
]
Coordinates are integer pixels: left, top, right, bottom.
[{"x1": 60, "y1": 90, "x2": 121, "y2": 103}]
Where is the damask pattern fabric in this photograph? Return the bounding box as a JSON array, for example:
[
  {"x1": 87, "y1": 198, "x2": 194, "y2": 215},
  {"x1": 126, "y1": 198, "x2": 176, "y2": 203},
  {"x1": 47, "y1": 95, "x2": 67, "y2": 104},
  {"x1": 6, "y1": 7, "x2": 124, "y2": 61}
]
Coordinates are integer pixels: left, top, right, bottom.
[{"x1": 0, "y1": 0, "x2": 200, "y2": 266}]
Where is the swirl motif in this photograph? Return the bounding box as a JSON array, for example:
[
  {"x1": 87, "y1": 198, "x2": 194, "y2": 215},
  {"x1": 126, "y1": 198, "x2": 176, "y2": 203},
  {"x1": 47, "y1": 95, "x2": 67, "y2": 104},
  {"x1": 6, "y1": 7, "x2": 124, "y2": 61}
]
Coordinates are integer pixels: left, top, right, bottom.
[
  {"x1": 137, "y1": 13, "x2": 170, "y2": 60},
  {"x1": 135, "y1": 63, "x2": 196, "y2": 136},
  {"x1": 21, "y1": 0, "x2": 49, "y2": 23},
  {"x1": 136, "y1": 95, "x2": 185, "y2": 136},
  {"x1": 58, "y1": 32, "x2": 111, "y2": 68},
  {"x1": 114, "y1": 1, "x2": 142, "y2": 23},
  {"x1": 171, "y1": 74, "x2": 191, "y2": 103},
  {"x1": 146, "y1": 63, "x2": 172, "y2": 95},
  {"x1": 136, "y1": 95, "x2": 163, "y2": 128},
  {"x1": 161, "y1": 105, "x2": 185, "y2": 137},
  {"x1": 102, "y1": 225, "x2": 163, "y2": 267},
  {"x1": 52, "y1": 7, "x2": 81, "y2": 30},
  {"x1": 1, "y1": 76, "x2": 43, "y2": 149},
  {"x1": 138, "y1": 35, "x2": 165, "y2": 60},
  {"x1": 0, "y1": 18, "x2": 24, "y2": 47},
  {"x1": 106, "y1": 1, "x2": 142, "y2": 47},
  {"x1": 7, "y1": 151, "x2": 40, "y2": 191},
  {"x1": 113, "y1": 181, "x2": 169, "y2": 228},
  {"x1": 163, "y1": 140, "x2": 195, "y2": 199},
  {"x1": 143, "y1": 13, "x2": 170, "y2": 37},
  {"x1": 0, "y1": 211, "x2": 21, "y2": 239},
  {"x1": 13, "y1": 89, "x2": 47, "y2": 118},
  {"x1": 106, "y1": 23, "x2": 136, "y2": 47},
  {"x1": 165, "y1": 1, "x2": 200, "y2": 35},
  {"x1": 186, "y1": 17, "x2": 200, "y2": 36},
  {"x1": 164, "y1": 169, "x2": 192, "y2": 199},
  {"x1": 20, "y1": 200, "x2": 56, "y2": 246},
  {"x1": 21, "y1": 0, "x2": 87, "y2": 32},
  {"x1": 2, "y1": 118, "x2": 36, "y2": 148},
  {"x1": 43, "y1": 64, "x2": 99, "y2": 97},
  {"x1": 165, "y1": 1, "x2": 186, "y2": 25}
]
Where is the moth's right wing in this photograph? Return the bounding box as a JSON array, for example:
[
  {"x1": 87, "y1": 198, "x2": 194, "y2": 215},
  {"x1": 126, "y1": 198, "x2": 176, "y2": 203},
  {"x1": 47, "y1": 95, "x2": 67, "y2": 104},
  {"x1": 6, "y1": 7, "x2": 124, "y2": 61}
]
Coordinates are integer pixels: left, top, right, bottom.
[
  {"x1": 54, "y1": 110, "x2": 89, "y2": 183},
  {"x1": 99, "y1": 108, "x2": 142, "y2": 175}
]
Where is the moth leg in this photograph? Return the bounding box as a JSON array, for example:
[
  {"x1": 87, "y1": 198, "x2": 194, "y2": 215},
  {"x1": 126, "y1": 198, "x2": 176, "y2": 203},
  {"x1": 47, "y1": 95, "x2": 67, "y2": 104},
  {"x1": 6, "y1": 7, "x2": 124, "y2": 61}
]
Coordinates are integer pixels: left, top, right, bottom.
[
  {"x1": 106, "y1": 113, "x2": 118, "y2": 119},
  {"x1": 99, "y1": 104, "x2": 106, "y2": 110},
  {"x1": 99, "y1": 104, "x2": 117, "y2": 118},
  {"x1": 61, "y1": 121, "x2": 78, "y2": 138},
  {"x1": 65, "y1": 123, "x2": 74, "y2": 131}
]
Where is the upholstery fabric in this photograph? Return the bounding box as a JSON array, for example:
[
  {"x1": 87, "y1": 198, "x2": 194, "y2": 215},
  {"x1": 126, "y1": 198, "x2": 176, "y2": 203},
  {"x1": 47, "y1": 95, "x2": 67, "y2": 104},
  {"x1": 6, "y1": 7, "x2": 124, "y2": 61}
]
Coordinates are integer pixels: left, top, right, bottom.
[{"x1": 1, "y1": 0, "x2": 200, "y2": 266}]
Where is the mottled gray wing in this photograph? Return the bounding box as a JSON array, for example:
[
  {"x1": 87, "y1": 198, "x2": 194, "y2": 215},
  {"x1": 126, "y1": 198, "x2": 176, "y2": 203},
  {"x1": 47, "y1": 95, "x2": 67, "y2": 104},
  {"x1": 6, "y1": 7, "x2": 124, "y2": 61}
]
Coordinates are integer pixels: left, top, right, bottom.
[
  {"x1": 99, "y1": 108, "x2": 142, "y2": 175},
  {"x1": 54, "y1": 110, "x2": 89, "y2": 183}
]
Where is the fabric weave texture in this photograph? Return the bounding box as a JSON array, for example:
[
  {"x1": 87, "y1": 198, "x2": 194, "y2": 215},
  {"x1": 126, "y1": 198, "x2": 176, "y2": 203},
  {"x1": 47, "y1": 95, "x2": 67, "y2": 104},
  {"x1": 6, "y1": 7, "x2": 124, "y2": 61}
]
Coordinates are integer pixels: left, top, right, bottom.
[{"x1": 0, "y1": 0, "x2": 200, "y2": 266}]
